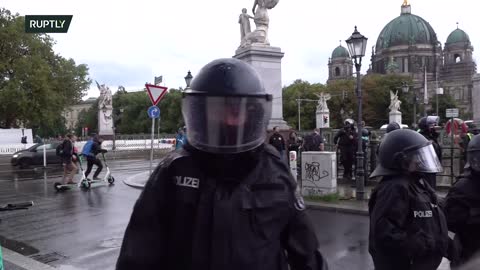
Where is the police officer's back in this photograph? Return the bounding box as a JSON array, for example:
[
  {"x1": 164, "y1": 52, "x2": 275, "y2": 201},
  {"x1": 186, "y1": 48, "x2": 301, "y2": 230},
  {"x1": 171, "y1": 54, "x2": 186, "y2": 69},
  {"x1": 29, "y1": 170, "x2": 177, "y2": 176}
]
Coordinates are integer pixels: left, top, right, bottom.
[
  {"x1": 369, "y1": 129, "x2": 451, "y2": 270},
  {"x1": 116, "y1": 58, "x2": 327, "y2": 270},
  {"x1": 444, "y1": 134, "x2": 480, "y2": 267}
]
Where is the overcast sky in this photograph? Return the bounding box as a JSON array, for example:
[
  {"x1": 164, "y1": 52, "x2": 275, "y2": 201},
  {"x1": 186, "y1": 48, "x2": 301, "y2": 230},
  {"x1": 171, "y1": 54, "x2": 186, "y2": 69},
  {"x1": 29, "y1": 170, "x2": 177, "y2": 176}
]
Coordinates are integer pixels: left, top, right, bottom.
[{"x1": 4, "y1": 0, "x2": 480, "y2": 99}]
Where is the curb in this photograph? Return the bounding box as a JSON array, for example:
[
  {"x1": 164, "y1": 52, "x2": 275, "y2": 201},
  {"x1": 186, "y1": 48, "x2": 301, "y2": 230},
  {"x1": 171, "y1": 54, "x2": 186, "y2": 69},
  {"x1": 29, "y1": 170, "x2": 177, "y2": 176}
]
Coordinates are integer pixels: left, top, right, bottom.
[
  {"x1": 2, "y1": 247, "x2": 56, "y2": 270},
  {"x1": 305, "y1": 201, "x2": 369, "y2": 216},
  {"x1": 123, "y1": 171, "x2": 149, "y2": 189}
]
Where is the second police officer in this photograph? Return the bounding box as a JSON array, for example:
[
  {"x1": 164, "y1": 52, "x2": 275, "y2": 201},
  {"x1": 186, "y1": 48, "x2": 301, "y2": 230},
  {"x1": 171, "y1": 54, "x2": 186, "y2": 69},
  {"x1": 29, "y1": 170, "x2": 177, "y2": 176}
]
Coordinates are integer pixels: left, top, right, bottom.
[
  {"x1": 116, "y1": 58, "x2": 328, "y2": 270},
  {"x1": 444, "y1": 134, "x2": 480, "y2": 268},
  {"x1": 417, "y1": 116, "x2": 442, "y2": 189},
  {"x1": 369, "y1": 129, "x2": 451, "y2": 270}
]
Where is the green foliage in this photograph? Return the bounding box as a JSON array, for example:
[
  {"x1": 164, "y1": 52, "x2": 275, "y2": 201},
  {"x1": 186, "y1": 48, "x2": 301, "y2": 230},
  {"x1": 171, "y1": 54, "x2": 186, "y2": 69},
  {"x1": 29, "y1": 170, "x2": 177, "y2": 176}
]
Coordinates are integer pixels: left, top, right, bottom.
[
  {"x1": 282, "y1": 75, "x2": 415, "y2": 130},
  {"x1": 282, "y1": 80, "x2": 326, "y2": 131},
  {"x1": 304, "y1": 193, "x2": 340, "y2": 202},
  {"x1": 75, "y1": 100, "x2": 98, "y2": 136},
  {"x1": 324, "y1": 79, "x2": 356, "y2": 128},
  {"x1": 0, "y1": 8, "x2": 90, "y2": 136},
  {"x1": 428, "y1": 94, "x2": 459, "y2": 123},
  {"x1": 111, "y1": 88, "x2": 183, "y2": 134}
]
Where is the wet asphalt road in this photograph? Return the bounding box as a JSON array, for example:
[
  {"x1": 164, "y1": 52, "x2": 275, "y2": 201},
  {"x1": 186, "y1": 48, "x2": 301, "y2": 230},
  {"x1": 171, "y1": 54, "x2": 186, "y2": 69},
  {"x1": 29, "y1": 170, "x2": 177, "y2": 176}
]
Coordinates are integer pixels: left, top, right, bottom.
[{"x1": 0, "y1": 156, "x2": 375, "y2": 270}]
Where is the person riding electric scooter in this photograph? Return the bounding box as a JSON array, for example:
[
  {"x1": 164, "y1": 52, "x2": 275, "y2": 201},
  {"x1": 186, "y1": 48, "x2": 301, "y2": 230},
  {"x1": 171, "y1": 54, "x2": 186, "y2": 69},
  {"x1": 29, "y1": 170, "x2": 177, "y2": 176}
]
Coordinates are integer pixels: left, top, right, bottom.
[{"x1": 82, "y1": 135, "x2": 104, "y2": 181}]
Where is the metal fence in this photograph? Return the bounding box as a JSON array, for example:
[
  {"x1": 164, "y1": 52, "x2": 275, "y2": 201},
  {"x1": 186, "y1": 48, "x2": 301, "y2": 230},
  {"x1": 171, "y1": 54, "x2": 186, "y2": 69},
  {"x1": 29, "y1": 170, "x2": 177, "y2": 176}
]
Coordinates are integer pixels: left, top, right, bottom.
[{"x1": 297, "y1": 128, "x2": 464, "y2": 187}]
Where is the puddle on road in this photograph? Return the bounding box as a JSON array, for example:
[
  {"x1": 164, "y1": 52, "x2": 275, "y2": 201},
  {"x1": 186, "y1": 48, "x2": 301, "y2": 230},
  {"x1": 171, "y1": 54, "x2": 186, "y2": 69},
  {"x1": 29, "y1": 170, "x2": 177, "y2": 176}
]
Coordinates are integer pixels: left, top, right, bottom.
[
  {"x1": 99, "y1": 237, "x2": 123, "y2": 249},
  {"x1": 57, "y1": 265, "x2": 87, "y2": 270},
  {"x1": 0, "y1": 235, "x2": 39, "y2": 255}
]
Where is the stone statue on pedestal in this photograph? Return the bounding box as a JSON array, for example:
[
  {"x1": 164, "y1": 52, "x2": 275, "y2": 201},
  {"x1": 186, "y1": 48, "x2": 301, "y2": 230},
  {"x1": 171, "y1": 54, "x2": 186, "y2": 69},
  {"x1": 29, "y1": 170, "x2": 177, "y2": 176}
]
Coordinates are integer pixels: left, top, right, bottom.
[
  {"x1": 315, "y1": 92, "x2": 331, "y2": 111},
  {"x1": 96, "y1": 81, "x2": 114, "y2": 136},
  {"x1": 238, "y1": 0, "x2": 280, "y2": 48},
  {"x1": 388, "y1": 90, "x2": 402, "y2": 125},
  {"x1": 315, "y1": 92, "x2": 331, "y2": 128},
  {"x1": 389, "y1": 90, "x2": 401, "y2": 112}
]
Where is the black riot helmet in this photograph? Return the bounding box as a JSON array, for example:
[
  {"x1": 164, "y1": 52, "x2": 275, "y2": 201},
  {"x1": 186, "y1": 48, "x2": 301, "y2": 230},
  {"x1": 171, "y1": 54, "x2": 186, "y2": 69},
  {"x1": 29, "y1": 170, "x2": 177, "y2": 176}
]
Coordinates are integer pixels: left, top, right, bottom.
[
  {"x1": 467, "y1": 134, "x2": 480, "y2": 172},
  {"x1": 370, "y1": 129, "x2": 443, "y2": 178},
  {"x1": 182, "y1": 58, "x2": 272, "y2": 154},
  {"x1": 386, "y1": 122, "x2": 401, "y2": 133},
  {"x1": 418, "y1": 116, "x2": 439, "y2": 131}
]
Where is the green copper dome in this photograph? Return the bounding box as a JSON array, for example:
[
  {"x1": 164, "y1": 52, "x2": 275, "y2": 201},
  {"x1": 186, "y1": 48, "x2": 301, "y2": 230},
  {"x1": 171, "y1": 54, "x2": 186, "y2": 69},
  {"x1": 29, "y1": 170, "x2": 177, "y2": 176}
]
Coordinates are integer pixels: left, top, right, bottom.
[
  {"x1": 446, "y1": 28, "x2": 470, "y2": 44},
  {"x1": 376, "y1": 9, "x2": 437, "y2": 50},
  {"x1": 332, "y1": 45, "x2": 350, "y2": 59}
]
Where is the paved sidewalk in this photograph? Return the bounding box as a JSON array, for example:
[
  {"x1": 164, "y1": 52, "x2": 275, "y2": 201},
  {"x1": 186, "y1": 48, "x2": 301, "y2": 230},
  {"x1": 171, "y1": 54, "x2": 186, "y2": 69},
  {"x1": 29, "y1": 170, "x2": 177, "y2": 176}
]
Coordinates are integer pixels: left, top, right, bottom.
[{"x1": 2, "y1": 247, "x2": 56, "y2": 270}]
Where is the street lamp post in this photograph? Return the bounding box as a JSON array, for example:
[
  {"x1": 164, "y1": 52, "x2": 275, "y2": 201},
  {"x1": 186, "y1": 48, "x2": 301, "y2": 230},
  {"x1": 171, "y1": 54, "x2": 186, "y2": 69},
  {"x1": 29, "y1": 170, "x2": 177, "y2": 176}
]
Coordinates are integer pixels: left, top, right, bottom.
[
  {"x1": 184, "y1": 71, "x2": 193, "y2": 90},
  {"x1": 346, "y1": 26, "x2": 368, "y2": 201}
]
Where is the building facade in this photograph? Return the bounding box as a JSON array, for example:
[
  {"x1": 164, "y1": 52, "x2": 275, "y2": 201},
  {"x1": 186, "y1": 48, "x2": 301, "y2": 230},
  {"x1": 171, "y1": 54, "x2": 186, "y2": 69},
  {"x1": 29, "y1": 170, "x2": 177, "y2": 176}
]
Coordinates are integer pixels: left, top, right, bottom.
[
  {"x1": 328, "y1": 2, "x2": 477, "y2": 118},
  {"x1": 63, "y1": 97, "x2": 97, "y2": 131}
]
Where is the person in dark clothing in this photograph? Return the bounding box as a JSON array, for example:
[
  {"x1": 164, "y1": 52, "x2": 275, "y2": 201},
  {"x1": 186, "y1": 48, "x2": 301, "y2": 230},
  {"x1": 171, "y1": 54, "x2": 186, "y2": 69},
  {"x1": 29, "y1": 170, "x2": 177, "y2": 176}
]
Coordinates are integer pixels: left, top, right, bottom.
[
  {"x1": 116, "y1": 58, "x2": 328, "y2": 270},
  {"x1": 418, "y1": 116, "x2": 442, "y2": 189},
  {"x1": 61, "y1": 134, "x2": 78, "y2": 184},
  {"x1": 287, "y1": 131, "x2": 301, "y2": 153},
  {"x1": 303, "y1": 129, "x2": 324, "y2": 152},
  {"x1": 84, "y1": 135, "x2": 104, "y2": 180},
  {"x1": 369, "y1": 129, "x2": 451, "y2": 270},
  {"x1": 334, "y1": 120, "x2": 356, "y2": 180},
  {"x1": 269, "y1": 126, "x2": 286, "y2": 160},
  {"x1": 444, "y1": 134, "x2": 480, "y2": 268}
]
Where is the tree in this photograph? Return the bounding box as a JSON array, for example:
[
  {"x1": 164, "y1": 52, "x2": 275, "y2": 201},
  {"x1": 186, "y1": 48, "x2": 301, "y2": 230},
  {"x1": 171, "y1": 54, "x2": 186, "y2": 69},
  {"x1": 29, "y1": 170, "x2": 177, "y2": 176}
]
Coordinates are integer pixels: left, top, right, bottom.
[
  {"x1": 0, "y1": 8, "x2": 91, "y2": 136},
  {"x1": 428, "y1": 94, "x2": 458, "y2": 124},
  {"x1": 324, "y1": 79, "x2": 356, "y2": 128},
  {"x1": 282, "y1": 80, "x2": 325, "y2": 131},
  {"x1": 110, "y1": 88, "x2": 183, "y2": 134},
  {"x1": 75, "y1": 100, "x2": 98, "y2": 136}
]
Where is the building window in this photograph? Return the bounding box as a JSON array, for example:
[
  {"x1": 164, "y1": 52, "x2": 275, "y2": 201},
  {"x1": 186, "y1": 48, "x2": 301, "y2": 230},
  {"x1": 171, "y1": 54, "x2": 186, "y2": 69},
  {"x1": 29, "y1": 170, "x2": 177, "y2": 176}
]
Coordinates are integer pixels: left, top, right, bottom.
[
  {"x1": 335, "y1": 67, "x2": 341, "y2": 77},
  {"x1": 454, "y1": 54, "x2": 462, "y2": 63}
]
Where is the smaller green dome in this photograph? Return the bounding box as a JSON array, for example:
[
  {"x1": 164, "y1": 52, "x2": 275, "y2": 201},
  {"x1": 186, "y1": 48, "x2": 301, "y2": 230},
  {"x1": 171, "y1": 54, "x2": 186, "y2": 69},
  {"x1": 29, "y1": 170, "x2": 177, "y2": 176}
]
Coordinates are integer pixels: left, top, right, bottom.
[
  {"x1": 332, "y1": 45, "x2": 350, "y2": 59},
  {"x1": 446, "y1": 28, "x2": 470, "y2": 44}
]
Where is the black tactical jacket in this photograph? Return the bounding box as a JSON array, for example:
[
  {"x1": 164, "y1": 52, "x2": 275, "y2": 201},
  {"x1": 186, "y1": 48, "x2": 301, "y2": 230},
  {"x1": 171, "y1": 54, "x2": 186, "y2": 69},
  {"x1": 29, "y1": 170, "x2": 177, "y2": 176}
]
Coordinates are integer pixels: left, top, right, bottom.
[
  {"x1": 369, "y1": 175, "x2": 450, "y2": 270},
  {"x1": 444, "y1": 170, "x2": 480, "y2": 266},
  {"x1": 116, "y1": 144, "x2": 327, "y2": 270}
]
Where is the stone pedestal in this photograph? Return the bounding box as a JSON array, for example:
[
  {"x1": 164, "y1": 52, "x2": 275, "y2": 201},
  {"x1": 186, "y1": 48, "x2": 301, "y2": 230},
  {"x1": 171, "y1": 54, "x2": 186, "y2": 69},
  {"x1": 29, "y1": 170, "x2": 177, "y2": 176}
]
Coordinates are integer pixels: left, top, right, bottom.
[
  {"x1": 473, "y1": 74, "x2": 480, "y2": 122},
  {"x1": 316, "y1": 109, "x2": 330, "y2": 128},
  {"x1": 389, "y1": 111, "x2": 402, "y2": 125},
  {"x1": 301, "y1": 152, "x2": 337, "y2": 196},
  {"x1": 233, "y1": 45, "x2": 289, "y2": 130},
  {"x1": 98, "y1": 108, "x2": 114, "y2": 136}
]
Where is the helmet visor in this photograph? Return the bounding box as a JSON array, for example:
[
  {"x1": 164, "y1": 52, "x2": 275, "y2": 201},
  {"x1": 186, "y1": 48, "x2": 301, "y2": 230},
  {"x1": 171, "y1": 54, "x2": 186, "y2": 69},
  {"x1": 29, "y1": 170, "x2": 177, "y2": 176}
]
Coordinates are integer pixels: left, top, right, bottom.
[
  {"x1": 404, "y1": 144, "x2": 443, "y2": 173},
  {"x1": 182, "y1": 95, "x2": 272, "y2": 154}
]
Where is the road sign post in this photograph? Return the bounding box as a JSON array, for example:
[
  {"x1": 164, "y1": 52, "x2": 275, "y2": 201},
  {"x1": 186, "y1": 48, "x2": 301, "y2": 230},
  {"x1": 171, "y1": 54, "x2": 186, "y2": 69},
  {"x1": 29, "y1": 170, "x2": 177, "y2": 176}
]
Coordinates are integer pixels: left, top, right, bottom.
[{"x1": 145, "y1": 84, "x2": 168, "y2": 176}]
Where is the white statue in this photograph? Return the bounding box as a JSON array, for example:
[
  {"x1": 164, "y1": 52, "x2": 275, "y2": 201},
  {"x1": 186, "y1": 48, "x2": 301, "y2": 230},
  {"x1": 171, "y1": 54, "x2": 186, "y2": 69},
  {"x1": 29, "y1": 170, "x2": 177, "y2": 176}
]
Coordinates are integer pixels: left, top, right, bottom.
[
  {"x1": 389, "y1": 90, "x2": 402, "y2": 112},
  {"x1": 315, "y1": 92, "x2": 331, "y2": 111},
  {"x1": 239, "y1": 0, "x2": 279, "y2": 47},
  {"x1": 239, "y1": 8, "x2": 254, "y2": 47},
  {"x1": 96, "y1": 81, "x2": 113, "y2": 110},
  {"x1": 96, "y1": 81, "x2": 114, "y2": 135}
]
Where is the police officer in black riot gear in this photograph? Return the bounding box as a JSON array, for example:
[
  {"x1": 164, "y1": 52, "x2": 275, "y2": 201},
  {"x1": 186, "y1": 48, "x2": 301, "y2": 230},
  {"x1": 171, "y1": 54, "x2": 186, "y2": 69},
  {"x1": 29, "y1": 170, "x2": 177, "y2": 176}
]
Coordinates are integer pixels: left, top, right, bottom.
[
  {"x1": 116, "y1": 58, "x2": 328, "y2": 270},
  {"x1": 444, "y1": 134, "x2": 480, "y2": 268},
  {"x1": 418, "y1": 116, "x2": 442, "y2": 189},
  {"x1": 369, "y1": 129, "x2": 451, "y2": 270},
  {"x1": 334, "y1": 120, "x2": 356, "y2": 180}
]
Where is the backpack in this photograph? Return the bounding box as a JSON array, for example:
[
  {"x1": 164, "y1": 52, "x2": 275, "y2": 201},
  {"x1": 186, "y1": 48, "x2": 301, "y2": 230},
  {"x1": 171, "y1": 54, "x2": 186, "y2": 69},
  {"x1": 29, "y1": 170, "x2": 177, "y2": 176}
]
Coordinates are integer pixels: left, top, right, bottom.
[
  {"x1": 56, "y1": 141, "x2": 65, "y2": 157},
  {"x1": 82, "y1": 140, "x2": 94, "y2": 156}
]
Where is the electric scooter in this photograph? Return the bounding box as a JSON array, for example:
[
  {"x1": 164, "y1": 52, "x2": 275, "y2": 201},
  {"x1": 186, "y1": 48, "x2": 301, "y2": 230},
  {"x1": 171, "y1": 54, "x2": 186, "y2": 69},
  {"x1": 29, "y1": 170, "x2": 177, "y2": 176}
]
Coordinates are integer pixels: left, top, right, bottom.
[
  {"x1": 99, "y1": 149, "x2": 115, "y2": 184},
  {"x1": 54, "y1": 154, "x2": 90, "y2": 191},
  {"x1": 85, "y1": 149, "x2": 114, "y2": 185}
]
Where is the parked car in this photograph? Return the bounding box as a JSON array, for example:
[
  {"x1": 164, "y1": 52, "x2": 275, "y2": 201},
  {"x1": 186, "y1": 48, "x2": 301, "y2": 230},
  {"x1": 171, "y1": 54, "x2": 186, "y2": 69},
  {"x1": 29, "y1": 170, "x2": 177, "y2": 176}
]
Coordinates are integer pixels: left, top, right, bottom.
[{"x1": 11, "y1": 142, "x2": 63, "y2": 169}]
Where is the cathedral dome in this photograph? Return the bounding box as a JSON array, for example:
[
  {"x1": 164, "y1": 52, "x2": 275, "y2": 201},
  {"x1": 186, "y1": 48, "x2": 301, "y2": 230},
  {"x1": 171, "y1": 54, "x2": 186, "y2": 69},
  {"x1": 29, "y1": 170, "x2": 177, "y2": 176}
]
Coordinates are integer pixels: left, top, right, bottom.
[
  {"x1": 446, "y1": 28, "x2": 470, "y2": 44},
  {"x1": 375, "y1": 4, "x2": 437, "y2": 51},
  {"x1": 331, "y1": 45, "x2": 350, "y2": 59}
]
